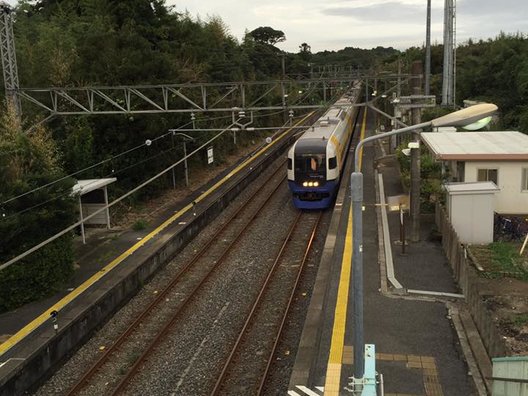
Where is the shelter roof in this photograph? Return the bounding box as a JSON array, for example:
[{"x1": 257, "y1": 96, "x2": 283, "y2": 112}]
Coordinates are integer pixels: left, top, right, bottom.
[
  {"x1": 72, "y1": 178, "x2": 117, "y2": 196},
  {"x1": 420, "y1": 131, "x2": 528, "y2": 160}
]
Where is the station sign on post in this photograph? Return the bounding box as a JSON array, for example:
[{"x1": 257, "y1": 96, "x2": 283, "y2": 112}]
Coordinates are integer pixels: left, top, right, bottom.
[{"x1": 207, "y1": 146, "x2": 214, "y2": 164}]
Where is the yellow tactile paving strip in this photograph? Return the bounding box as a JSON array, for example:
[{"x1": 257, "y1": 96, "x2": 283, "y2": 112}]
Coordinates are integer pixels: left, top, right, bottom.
[
  {"x1": 340, "y1": 346, "x2": 444, "y2": 396},
  {"x1": 323, "y1": 208, "x2": 352, "y2": 395},
  {"x1": 323, "y1": 106, "x2": 368, "y2": 396}
]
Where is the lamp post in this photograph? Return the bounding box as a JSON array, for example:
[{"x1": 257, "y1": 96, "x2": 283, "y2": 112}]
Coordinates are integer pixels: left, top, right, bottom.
[
  {"x1": 168, "y1": 131, "x2": 195, "y2": 188},
  {"x1": 349, "y1": 103, "x2": 497, "y2": 393}
]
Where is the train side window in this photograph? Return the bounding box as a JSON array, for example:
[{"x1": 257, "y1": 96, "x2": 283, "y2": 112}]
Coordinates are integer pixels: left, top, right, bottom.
[
  {"x1": 329, "y1": 157, "x2": 337, "y2": 169},
  {"x1": 288, "y1": 158, "x2": 292, "y2": 170}
]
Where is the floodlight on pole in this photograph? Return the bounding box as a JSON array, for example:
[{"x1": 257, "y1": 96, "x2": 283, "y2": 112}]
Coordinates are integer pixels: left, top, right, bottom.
[
  {"x1": 348, "y1": 103, "x2": 497, "y2": 393},
  {"x1": 462, "y1": 115, "x2": 492, "y2": 131}
]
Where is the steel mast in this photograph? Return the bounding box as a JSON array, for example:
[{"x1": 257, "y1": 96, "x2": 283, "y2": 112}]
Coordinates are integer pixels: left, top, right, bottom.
[{"x1": 0, "y1": 1, "x2": 21, "y2": 117}]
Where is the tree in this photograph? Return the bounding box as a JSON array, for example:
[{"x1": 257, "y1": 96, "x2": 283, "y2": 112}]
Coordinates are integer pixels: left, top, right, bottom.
[
  {"x1": 298, "y1": 42, "x2": 312, "y2": 62},
  {"x1": 0, "y1": 106, "x2": 77, "y2": 312},
  {"x1": 247, "y1": 26, "x2": 286, "y2": 46},
  {"x1": 299, "y1": 42, "x2": 311, "y2": 53}
]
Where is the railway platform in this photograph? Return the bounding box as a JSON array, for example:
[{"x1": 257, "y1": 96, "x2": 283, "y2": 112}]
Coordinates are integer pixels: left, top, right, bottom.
[{"x1": 288, "y1": 116, "x2": 489, "y2": 395}]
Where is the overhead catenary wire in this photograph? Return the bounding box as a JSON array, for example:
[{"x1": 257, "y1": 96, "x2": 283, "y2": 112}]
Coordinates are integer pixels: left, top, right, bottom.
[
  {"x1": 1, "y1": 143, "x2": 187, "y2": 221},
  {"x1": 0, "y1": 126, "x2": 189, "y2": 207},
  {"x1": 0, "y1": 122, "x2": 238, "y2": 271},
  {"x1": 1, "y1": 113, "x2": 245, "y2": 220},
  {"x1": 0, "y1": 110, "x2": 238, "y2": 207},
  {"x1": 1, "y1": 80, "x2": 343, "y2": 220},
  {"x1": 0, "y1": 103, "x2": 292, "y2": 208}
]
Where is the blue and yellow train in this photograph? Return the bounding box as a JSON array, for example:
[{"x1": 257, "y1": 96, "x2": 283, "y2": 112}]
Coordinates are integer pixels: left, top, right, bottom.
[{"x1": 287, "y1": 84, "x2": 361, "y2": 209}]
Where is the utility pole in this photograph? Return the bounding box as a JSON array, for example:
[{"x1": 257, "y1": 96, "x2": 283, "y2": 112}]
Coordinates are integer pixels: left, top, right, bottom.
[
  {"x1": 0, "y1": 2, "x2": 21, "y2": 117},
  {"x1": 280, "y1": 54, "x2": 287, "y2": 122},
  {"x1": 425, "y1": 0, "x2": 431, "y2": 96},
  {"x1": 442, "y1": 0, "x2": 456, "y2": 106},
  {"x1": 410, "y1": 61, "x2": 423, "y2": 242}
]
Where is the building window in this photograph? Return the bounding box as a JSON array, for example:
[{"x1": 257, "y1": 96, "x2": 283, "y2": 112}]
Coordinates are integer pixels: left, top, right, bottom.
[
  {"x1": 477, "y1": 168, "x2": 498, "y2": 185},
  {"x1": 522, "y1": 168, "x2": 528, "y2": 191}
]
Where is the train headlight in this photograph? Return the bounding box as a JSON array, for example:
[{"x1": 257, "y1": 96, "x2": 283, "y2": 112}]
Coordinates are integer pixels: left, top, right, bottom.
[
  {"x1": 314, "y1": 181, "x2": 319, "y2": 187},
  {"x1": 308, "y1": 182, "x2": 314, "y2": 187},
  {"x1": 303, "y1": 181, "x2": 308, "y2": 187}
]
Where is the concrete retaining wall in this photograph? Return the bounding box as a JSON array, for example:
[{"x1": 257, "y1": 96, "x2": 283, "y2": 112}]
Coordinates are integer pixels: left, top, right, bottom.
[
  {"x1": 0, "y1": 130, "x2": 300, "y2": 396},
  {"x1": 435, "y1": 203, "x2": 507, "y2": 359}
]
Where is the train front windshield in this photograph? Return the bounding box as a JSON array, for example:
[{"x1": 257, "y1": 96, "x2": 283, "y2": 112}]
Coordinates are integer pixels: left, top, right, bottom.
[{"x1": 295, "y1": 153, "x2": 326, "y2": 180}]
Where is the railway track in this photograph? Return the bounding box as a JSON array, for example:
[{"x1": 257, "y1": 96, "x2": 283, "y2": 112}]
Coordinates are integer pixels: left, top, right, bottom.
[
  {"x1": 32, "y1": 99, "x2": 358, "y2": 396},
  {"x1": 66, "y1": 159, "x2": 289, "y2": 396},
  {"x1": 211, "y1": 210, "x2": 323, "y2": 395}
]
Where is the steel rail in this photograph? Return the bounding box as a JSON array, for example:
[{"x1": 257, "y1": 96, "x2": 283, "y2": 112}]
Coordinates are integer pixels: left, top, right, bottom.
[
  {"x1": 66, "y1": 160, "x2": 287, "y2": 396},
  {"x1": 257, "y1": 212, "x2": 322, "y2": 394},
  {"x1": 108, "y1": 167, "x2": 288, "y2": 395},
  {"x1": 211, "y1": 211, "x2": 323, "y2": 395}
]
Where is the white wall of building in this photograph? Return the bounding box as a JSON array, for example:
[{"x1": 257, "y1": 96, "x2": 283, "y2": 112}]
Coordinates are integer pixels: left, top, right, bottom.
[{"x1": 464, "y1": 161, "x2": 528, "y2": 214}]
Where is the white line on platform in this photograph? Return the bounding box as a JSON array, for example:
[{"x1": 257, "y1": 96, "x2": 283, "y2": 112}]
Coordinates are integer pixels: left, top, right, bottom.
[
  {"x1": 378, "y1": 173, "x2": 403, "y2": 290},
  {"x1": 0, "y1": 357, "x2": 25, "y2": 368},
  {"x1": 407, "y1": 289, "x2": 465, "y2": 299}
]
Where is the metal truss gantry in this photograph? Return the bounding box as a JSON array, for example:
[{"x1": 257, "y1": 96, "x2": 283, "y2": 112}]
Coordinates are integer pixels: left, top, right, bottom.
[
  {"x1": 16, "y1": 75, "x2": 410, "y2": 118},
  {"x1": 0, "y1": 1, "x2": 21, "y2": 116}
]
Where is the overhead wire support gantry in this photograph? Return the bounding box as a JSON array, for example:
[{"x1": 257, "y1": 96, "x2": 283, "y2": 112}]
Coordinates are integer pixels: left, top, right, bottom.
[{"x1": 15, "y1": 76, "x2": 402, "y2": 117}]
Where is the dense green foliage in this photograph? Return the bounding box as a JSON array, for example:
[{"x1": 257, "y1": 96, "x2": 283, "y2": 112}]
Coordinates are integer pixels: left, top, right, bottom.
[
  {"x1": 0, "y1": 108, "x2": 76, "y2": 311},
  {"x1": 456, "y1": 34, "x2": 528, "y2": 132},
  {"x1": 397, "y1": 33, "x2": 528, "y2": 133},
  {"x1": 247, "y1": 26, "x2": 286, "y2": 46},
  {"x1": 312, "y1": 46, "x2": 400, "y2": 70}
]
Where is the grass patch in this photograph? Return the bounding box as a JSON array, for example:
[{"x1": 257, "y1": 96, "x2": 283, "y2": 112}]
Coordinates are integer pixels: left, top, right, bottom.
[
  {"x1": 512, "y1": 313, "x2": 528, "y2": 327},
  {"x1": 471, "y1": 242, "x2": 528, "y2": 280},
  {"x1": 132, "y1": 219, "x2": 148, "y2": 231},
  {"x1": 489, "y1": 242, "x2": 520, "y2": 271}
]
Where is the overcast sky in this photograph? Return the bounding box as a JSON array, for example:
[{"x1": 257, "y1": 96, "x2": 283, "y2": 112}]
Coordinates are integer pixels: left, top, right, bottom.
[
  {"x1": 5, "y1": 0, "x2": 527, "y2": 53},
  {"x1": 167, "y1": 0, "x2": 528, "y2": 52}
]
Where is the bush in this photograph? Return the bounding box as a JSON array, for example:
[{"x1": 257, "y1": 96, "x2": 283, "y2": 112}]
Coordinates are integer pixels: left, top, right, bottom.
[
  {"x1": 0, "y1": 235, "x2": 74, "y2": 313},
  {"x1": 133, "y1": 219, "x2": 148, "y2": 231}
]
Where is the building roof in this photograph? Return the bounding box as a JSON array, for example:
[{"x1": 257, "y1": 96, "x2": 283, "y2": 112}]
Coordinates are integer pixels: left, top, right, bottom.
[
  {"x1": 420, "y1": 131, "x2": 528, "y2": 161},
  {"x1": 444, "y1": 181, "x2": 500, "y2": 194},
  {"x1": 72, "y1": 178, "x2": 117, "y2": 195}
]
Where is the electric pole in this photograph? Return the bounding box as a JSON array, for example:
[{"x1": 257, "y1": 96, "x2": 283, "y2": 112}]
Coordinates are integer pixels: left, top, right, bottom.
[{"x1": 442, "y1": 0, "x2": 456, "y2": 106}]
